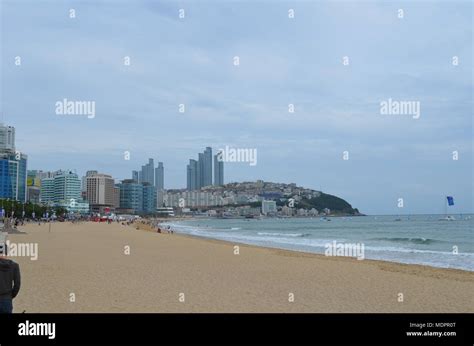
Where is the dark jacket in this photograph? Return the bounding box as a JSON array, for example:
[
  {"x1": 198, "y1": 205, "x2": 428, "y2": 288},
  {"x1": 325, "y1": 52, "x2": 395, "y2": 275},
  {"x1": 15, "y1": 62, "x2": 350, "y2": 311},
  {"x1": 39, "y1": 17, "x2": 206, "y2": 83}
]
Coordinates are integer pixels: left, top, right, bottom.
[{"x1": 0, "y1": 258, "x2": 21, "y2": 300}]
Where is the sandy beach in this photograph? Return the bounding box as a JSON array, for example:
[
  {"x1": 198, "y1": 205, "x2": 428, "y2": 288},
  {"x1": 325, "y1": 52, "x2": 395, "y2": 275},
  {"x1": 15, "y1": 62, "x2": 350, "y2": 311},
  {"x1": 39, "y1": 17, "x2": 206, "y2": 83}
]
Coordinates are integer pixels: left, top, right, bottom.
[{"x1": 6, "y1": 221, "x2": 474, "y2": 313}]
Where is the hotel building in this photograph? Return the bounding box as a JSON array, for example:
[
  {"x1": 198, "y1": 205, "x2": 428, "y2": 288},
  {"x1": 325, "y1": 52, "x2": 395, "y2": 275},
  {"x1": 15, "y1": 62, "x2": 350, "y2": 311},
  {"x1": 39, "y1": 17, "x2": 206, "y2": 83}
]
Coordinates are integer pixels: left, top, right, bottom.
[
  {"x1": 40, "y1": 170, "x2": 89, "y2": 213},
  {"x1": 117, "y1": 179, "x2": 156, "y2": 215},
  {"x1": 86, "y1": 173, "x2": 115, "y2": 214}
]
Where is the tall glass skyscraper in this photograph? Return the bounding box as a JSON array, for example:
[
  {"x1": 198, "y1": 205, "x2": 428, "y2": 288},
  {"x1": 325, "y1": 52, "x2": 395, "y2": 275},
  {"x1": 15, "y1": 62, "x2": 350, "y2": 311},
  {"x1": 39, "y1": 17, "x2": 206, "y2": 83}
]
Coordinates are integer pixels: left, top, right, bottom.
[
  {"x1": 140, "y1": 158, "x2": 154, "y2": 185},
  {"x1": 130, "y1": 159, "x2": 164, "y2": 211},
  {"x1": 0, "y1": 159, "x2": 14, "y2": 199},
  {"x1": 203, "y1": 147, "x2": 212, "y2": 187},
  {"x1": 187, "y1": 159, "x2": 198, "y2": 190},
  {"x1": 155, "y1": 162, "x2": 164, "y2": 190},
  {"x1": 197, "y1": 153, "x2": 204, "y2": 189},
  {"x1": 186, "y1": 147, "x2": 216, "y2": 190},
  {"x1": 0, "y1": 124, "x2": 27, "y2": 203},
  {"x1": 16, "y1": 153, "x2": 27, "y2": 203},
  {"x1": 0, "y1": 153, "x2": 27, "y2": 202},
  {"x1": 214, "y1": 152, "x2": 224, "y2": 186}
]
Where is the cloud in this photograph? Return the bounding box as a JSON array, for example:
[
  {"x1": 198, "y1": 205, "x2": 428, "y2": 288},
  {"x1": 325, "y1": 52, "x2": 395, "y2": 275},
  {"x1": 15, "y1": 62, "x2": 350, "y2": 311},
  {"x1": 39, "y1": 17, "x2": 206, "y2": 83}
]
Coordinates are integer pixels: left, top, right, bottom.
[{"x1": 1, "y1": 0, "x2": 472, "y2": 214}]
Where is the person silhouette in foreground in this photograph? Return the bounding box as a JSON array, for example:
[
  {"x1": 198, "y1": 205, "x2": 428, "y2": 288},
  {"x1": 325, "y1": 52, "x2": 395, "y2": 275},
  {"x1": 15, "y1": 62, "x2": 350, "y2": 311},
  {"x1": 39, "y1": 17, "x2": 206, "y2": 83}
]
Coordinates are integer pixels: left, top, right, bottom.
[{"x1": 0, "y1": 243, "x2": 21, "y2": 313}]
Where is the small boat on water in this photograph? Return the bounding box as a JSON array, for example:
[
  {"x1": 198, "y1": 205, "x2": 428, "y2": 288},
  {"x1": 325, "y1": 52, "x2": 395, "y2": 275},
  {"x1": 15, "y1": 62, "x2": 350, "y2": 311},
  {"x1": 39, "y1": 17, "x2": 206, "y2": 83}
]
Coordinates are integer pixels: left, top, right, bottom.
[{"x1": 439, "y1": 196, "x2": 456, "y2": 221}]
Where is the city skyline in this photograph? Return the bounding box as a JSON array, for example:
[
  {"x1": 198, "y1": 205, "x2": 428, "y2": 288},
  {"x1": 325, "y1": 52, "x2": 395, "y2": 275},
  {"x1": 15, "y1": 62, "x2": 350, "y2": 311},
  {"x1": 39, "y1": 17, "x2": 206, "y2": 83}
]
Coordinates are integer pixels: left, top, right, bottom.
[
  {"x1": 1, "y1": 1, "x2": 472, "y2": 214},
  {"x1": 186, "y1": 146, "x2": 224, "y2": 190}
]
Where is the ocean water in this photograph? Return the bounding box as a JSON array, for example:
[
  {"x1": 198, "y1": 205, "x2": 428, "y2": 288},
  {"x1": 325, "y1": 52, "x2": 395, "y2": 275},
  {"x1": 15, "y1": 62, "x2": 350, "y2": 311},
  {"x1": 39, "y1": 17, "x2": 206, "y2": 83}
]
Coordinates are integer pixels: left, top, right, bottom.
[{"x1": 162, "y1": 215, "x2": 474, "y2": 271}]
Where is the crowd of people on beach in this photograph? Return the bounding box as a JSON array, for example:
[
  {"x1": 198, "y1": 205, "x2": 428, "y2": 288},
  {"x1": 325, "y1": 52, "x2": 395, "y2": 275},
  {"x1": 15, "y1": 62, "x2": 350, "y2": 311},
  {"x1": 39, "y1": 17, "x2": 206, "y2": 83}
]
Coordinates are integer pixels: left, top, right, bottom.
[
  {"x1": 155, "y1": 226, "x2": 173, "y2": 234},
  {"x1": 136, "y1": 219, "x2": 174, "y2": 234},
  {"x1": 1, "y1": 214, "x2": 175, "y2": 234},
  {"x1": 0, "y1": 213, "x2": 177, "y2": 243}
]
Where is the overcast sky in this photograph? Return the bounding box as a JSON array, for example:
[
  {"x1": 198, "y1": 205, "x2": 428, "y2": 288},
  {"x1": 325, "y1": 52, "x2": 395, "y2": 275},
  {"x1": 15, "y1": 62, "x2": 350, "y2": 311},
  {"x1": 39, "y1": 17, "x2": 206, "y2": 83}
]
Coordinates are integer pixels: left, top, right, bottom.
[{"x1": 1, "y1": 0, "x2": 472, "y2": 214}]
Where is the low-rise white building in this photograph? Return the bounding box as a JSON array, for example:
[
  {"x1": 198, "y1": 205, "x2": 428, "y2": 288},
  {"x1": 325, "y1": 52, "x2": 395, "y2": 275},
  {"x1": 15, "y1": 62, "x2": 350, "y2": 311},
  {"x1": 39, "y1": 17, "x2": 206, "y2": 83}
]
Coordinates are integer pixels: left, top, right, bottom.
[
  {"x1": 261, "y1": 200, "x2": 277, "y2": 215},
  {"x1": 164, "y1": 190, "x2": 225, "y2": 208}
]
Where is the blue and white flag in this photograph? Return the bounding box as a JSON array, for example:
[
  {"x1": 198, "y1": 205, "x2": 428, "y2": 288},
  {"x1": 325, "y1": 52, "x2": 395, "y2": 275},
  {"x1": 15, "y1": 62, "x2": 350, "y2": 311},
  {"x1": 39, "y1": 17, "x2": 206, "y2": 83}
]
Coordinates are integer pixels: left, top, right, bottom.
[{"x1": 447, "y1": 196, "x2": 454, "y2": 206}]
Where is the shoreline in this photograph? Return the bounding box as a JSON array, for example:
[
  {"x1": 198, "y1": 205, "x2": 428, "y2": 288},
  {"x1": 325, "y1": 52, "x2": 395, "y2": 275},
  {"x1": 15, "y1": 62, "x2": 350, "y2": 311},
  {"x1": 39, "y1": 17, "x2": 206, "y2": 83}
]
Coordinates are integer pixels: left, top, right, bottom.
[
  {"x1": 155, "y1": 218, "x2": 474, "y2": 273},
  {"x1": 8, "y1": 221, "x2": 474, "y2": 313},
  {"x1": 170, "y1": 232, "x2": 474, "y2": 276}
]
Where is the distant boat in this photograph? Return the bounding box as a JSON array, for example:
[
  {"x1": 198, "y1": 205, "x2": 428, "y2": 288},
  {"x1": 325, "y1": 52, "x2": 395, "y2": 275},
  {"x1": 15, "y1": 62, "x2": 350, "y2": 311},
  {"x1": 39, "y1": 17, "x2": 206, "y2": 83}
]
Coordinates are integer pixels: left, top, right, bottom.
[
  {"x1": 394, "y1": 218, "x2": 402, "y2": 222},
  {"x1": 439, "y1": 196, "x2": 455, "y2": 221}
]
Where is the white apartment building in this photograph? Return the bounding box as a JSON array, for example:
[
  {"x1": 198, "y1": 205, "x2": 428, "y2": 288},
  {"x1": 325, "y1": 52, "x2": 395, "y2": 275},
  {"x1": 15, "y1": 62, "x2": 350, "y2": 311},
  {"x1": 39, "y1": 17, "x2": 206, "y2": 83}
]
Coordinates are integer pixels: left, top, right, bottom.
[
  {"x1": 261, "y1": 200, "x2": 277, "y2": 215},
  {"x1": 164, "y1": 190, "x2": 225, "y2": 208}
]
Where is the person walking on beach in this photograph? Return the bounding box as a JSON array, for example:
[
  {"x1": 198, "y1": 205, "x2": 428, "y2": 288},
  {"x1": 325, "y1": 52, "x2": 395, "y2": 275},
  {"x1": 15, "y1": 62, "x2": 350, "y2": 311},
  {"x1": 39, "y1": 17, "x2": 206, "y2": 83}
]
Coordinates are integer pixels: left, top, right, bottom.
[{"x1": 0, "y1": 244, "x2": 21, "y2": 313}]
